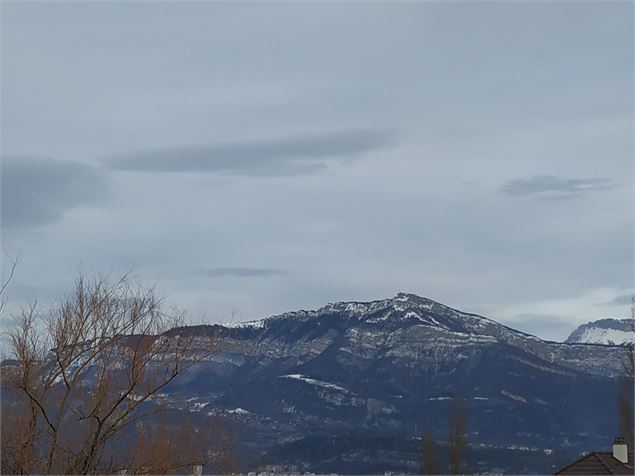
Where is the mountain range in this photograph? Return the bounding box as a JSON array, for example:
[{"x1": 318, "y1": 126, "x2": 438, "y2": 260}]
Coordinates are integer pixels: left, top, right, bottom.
[{"x1": 158, "y1": 293, "x2": 630, "y2": 474}]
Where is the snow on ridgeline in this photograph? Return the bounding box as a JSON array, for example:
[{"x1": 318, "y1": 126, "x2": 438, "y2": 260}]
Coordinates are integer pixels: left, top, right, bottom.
[
  {"x1": 224, "y1": 293, "x2": 487, "y2": 330},
  {"x1": 568, "y1": 327, "x2": 633, "y2": 346},
  {"x1": 226, "y1": 318, "x2": 266, "y2": 329},
  {"x1": 566, "y1": 318, "x2": 634, "y2": 345}
]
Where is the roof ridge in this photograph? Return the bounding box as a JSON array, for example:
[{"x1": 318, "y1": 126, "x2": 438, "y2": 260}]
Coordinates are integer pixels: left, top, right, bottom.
[
  {"x1": 592, "y1": 451, "x2": 614, "y2": 474},
  {"x1": 555, "y1": 450, "x2": 633, "y2": 474},
  {"x1": 554, "y1": 452, "x2": 594, "y2": 475}
]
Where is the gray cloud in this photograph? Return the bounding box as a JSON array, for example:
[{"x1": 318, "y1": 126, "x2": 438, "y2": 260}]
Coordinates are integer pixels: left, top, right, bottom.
[
  {"x1": 500, "y1": 175, "x2": 616, "y2": 199},
  {"x1": 201, "y1": 267, "x2": 285, "y2": 278},
  {"x1": 1, "y1": 2, "x2": 631, "y2": 343},
  {"x1": 103, "y1": 129, "x2": 396, "y2": 176},
  {"x1": 2, "y1": 157, "x2": 109, "y2": 229}
]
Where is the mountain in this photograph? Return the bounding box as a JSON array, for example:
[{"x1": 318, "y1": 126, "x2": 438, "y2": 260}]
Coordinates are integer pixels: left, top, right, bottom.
[
  {"x1": 6, "y1": 293, "x2": 625, "y2": 473},
  {"x1": 160, "y1": 293, "x2": 628, "y2": 474},
  {"x1": 566, "y1": 318, "x2": 634, "y2": 345}
]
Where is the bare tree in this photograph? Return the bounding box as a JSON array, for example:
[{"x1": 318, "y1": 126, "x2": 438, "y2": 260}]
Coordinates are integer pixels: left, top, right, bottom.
[
  {"x1": 420, "y1": 431, "x2": 439, "y2": 475},
  {"x1": 1, "y1": 272, "x2": 229, "y2": 474},
  {"x1": 448, "y1": 396, "x2": 468, "y2": 475},
  {"x1": 0, "y1": 252, "x2": 19, "y2": 315},
  {"x1": 123, "y1": 413, "x2": 236, "y2": 474}
]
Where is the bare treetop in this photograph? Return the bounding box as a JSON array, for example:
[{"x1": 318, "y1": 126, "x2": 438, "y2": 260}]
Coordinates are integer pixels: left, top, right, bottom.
[{"x1": 1, "y1": 273, "x2": 229, "y2": 475}]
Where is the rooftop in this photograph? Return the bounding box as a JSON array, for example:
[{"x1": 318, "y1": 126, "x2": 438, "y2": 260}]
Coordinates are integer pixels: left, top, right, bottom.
[{"x1": 554, "y1": 451, "x2": 634, "y2": 475}]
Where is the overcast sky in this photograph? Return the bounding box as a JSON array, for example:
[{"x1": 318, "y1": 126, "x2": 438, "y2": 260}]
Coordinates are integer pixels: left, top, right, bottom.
[{"x1": 1, "y1": 2, "x2": 633, "y2": 341}]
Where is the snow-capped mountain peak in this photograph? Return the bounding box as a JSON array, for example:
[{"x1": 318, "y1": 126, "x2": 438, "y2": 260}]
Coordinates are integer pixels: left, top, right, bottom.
[
  {"x1": 226, "y1": 293, "x2": 509, "y2": 342},
  {"x1": 228, "y1": 293, "x2": 449, "y2": 329},
  {"x1": 565, "y1": 318, "x2": 634, "y2": 345}
]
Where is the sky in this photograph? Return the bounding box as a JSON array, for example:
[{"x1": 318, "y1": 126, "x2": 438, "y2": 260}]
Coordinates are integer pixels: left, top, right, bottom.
[{"x1": 1, "y1": 1, "x2": 633, "y2": 341}]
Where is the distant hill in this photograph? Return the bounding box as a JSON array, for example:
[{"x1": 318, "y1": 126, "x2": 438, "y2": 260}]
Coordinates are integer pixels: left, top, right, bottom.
[{"x1": 566, "y1": 318, "x2": 634, "y2": 345}]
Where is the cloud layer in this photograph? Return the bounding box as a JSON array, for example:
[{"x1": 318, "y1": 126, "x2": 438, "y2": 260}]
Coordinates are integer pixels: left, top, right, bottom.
[
  {"x1": 104, "y1": 129, "x2": 396, "y2": 176},
  {"x1": 1, "y1": 2, "x2": 632, "y2": 342},
  {"x1": 500, "y1": 175, "x2": 616, "y2": 200},
  {"x1": 2, "y1": 157, "x2": 109, "y2": 229}
]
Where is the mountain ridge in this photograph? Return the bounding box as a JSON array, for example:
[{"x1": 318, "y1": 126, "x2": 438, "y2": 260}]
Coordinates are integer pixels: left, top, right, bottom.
[
  {"x1": 204, "y1": 292, "x2": 624, "y2": 379},
  {"x1": 225, "y1": 292, "x2": 547, "y2": 344},
  {"x1": 226, "y1": 292, "x2": 607, "y2": 344},
  {"x1": 159, "y1": 292, "x2": 627, "y2": 472}
]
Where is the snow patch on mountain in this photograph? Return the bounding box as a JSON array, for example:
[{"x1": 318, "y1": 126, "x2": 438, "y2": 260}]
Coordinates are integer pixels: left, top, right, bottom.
[
  {"x1": 566, "y1": 318, "x2": 634, "y2": 345},
  {"x1": 501, "y1": 390, "x2": 527, "y2": 403},
  {"x1": 280, "y1": 374, "x2": 348, "y2": 392},
  {"x1": 226, "y1": 318, "x2": 267, "y2": 329},
  {"x1": 573, "y1": 328, "x2": 633, "y2": 345}
]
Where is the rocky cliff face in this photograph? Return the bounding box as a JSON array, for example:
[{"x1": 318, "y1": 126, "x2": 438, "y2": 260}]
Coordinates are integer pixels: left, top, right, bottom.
[
  {"x1": 161, "y1": 293, "x2": 628, "y2": 473},
  {"x1": 566, "y1": 317, "x2": 634, "y2": 345}
]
